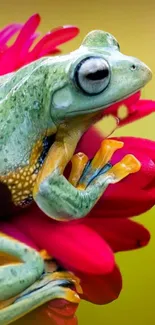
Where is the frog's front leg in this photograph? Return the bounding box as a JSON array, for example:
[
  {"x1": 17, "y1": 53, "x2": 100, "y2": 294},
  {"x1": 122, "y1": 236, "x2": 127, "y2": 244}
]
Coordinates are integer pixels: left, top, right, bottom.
[
  {"x1": 0, "y1": 233, "x2": 44, "y2": 300},
  {"x1": 33, "y1": 136, "x2": 141, "y2": 221}
]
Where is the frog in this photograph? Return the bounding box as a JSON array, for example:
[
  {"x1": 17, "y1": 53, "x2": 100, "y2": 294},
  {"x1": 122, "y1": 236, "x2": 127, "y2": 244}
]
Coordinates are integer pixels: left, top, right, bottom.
[{"x1": 0, "y1": 30, "x2": 152, "y2": 323}]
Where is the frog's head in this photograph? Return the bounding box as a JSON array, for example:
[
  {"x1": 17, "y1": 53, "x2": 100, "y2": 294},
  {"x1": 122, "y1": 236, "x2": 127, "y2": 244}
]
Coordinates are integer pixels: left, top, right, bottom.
[{"x1": 51, "y1": 30, "x2": 152, "y2": 124}]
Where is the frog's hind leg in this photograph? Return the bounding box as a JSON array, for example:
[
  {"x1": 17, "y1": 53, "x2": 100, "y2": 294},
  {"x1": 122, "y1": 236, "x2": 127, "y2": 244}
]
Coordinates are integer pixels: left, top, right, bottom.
[
  {"x1": 0, "y1": 233, "x2": 44, "y2": 300},
  {"x1": 33, "y1": 139, "x2": 141, "y2": 221},
  {"x1": 0, "y1": 265, "x2": 81, "y2": 325}
]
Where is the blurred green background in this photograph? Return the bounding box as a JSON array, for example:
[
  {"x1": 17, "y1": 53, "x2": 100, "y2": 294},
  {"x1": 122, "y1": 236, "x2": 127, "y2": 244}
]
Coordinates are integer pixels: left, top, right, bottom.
[{"x1": 2, "y1": 0, "x2": 155, "y2": 324}]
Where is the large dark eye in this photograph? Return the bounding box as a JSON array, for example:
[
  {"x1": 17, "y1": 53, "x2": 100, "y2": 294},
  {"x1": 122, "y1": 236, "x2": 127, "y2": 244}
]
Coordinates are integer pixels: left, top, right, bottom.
[{"x1": 74, "y1": 56, "x2": 110, "y2": 95}]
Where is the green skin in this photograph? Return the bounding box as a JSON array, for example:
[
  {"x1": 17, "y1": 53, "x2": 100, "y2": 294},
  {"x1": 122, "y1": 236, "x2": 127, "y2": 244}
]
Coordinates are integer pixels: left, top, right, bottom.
[{"x1": 0, "y1": 30, "x2": 152, "y2": 323}]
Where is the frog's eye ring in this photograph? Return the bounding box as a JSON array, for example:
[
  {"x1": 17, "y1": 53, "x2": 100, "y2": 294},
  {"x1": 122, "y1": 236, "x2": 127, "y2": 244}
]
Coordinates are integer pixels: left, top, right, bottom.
[{"x1": 74, "y1": 56, "x2": 110, "y2": 95}]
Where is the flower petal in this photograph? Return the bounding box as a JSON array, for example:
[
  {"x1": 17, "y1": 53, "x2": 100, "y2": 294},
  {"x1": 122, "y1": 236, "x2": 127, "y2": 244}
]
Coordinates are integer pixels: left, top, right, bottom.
[
  {"x1": 13, "y1": 206, "x2": 115, "y2": 275},
  {"x1": 98, "y1": 92, "x2": 155, "y2": 128},
  {"x1": 27, "y1": 26, "x2": 79, "y2": 62},
  {"x1": 0, "y1": 15, "x2": 79, "y2": 75},
  {"x1": 0, "y1": 24, "x2": 23, "y2": 48},
  {"x1": 76, "y1": 126, "x2": 103, "y2": 158},
  {"x1": 0, "y1": 14, "x2": 40, "y2": 74},
  {"x1": 78, "y1": 265, "x2": 122, "y2": 305},
  {"x1": 83, "y1": 217, "x2": 150, "y2": 252},
  {"x1": 110, "y1": 99, "x2": 155, "y2": 127},
  {"x1": 92, "y1": 191, "x2": 155, "y2": 218},
  {"x1": 19, "y1": 32, "x2": 40, "y2": 63},
  {"x1": 13, "y1": 13, "x2": 40, "y2": 51},
  {"x1": 0, "y1": 221, "x2": 39, "y2": 249}
]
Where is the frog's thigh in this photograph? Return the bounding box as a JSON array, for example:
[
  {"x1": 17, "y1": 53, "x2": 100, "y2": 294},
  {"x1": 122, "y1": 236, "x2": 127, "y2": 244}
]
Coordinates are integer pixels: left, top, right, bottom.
[{"x1": 0, "y1": 232, "x2": 44, "y2": 300}]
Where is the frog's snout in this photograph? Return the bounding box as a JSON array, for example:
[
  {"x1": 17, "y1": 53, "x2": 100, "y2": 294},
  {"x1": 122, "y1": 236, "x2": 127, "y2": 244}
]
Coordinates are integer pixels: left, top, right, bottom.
[{"x1": 129, "y1": 58, "x2": 152, "y2": 85}]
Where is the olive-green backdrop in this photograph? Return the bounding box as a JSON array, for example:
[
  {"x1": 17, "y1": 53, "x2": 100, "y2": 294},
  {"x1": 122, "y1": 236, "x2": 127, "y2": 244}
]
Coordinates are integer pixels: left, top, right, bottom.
[{"x1": 1, "y1": 1, "x2": 155, "y2": 324}]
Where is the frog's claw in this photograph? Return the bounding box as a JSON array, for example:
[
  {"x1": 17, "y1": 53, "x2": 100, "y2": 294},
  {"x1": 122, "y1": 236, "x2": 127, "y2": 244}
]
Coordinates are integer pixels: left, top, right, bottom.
[{"x1": 33, "y1": 139, "x2": 141, "y2": 221}]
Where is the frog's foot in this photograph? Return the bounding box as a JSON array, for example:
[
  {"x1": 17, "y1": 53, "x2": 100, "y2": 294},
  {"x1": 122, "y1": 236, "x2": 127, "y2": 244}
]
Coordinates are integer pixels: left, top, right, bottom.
[
  {"x1": 0, "y1": 269, "x2": 81, "y2": 325},
  {"x1": 33, "y1": 139, "x2": 141, "y2": 221},
  {"x1": 0, "y1": 232, "x2": 44, "y2": 301},
  {"x1": 69, "y1": 139, "x2": 123, "y2": 189}
]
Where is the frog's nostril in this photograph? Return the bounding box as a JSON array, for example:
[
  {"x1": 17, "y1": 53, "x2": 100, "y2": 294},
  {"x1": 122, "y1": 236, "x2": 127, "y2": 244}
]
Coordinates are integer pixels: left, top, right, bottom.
[{"x1": 130, "y1": 64, "x2": 136, "y2": 71}]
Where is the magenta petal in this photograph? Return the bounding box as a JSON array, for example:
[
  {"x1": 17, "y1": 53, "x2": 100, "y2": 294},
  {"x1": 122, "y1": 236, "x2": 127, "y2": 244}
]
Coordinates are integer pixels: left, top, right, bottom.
[
  {"x1": 13, "y1": 13, "x2": 40, "y2": 50},
  {"x1": 0, "y1": 14, "x2": 79, "y2": 75},
  {"x1": 116, "y1": 99, "x2": 155, "y2": 127},
  {"x1": 19, "y1": 33, "x2": 40, "y2": 63},
  {"x1": 0, "y1": 221, "x2": 39, "y2": 249},
  {"x1": 91, "y1": 191, "x2": 155, "y2": 218},
  {"x1": 39, "y1": 42, "x2": 61, "y2": 57},
  {"x1": 100, "y1": 91, "x2": 147, "y2": 128},
  {"x1": 27, "y1": 26, "x2": 79, "y2": 62},
  {"x1": 0, "y1": 14, "x2": 40, "y2": 74},
  {"x1": 76, "y1": 127, "x2": 103, "y2": 158},
  {"x1": 0, "y1": 24, "x2": 23, "y2": 48},
  {"x1": 103, "y1": 92, "x2": 141, "y2": 118},
  {"x1": 84, "y1": 217, "x2": 150, "y2": 252},
  {"x1": 13, "y1": 206, "x2": 115, "y2": 275},
  {"x1": 78, "y1": 265, "x2": 122, "y2": 305}
]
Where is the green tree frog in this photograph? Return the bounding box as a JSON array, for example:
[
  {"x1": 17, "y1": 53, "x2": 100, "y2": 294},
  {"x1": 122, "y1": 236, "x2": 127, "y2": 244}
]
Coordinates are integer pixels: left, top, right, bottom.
[{"x1": 0, "y1": 30, "x2": 152, "y2": 323}]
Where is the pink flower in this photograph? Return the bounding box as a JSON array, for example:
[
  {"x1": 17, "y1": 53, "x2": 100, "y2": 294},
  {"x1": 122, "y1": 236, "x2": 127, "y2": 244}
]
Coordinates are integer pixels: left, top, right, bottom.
[
  {"x1": 0, "y1": 13, "x2": 155, "y2": 325},
  {"x1": 0, "y1": 13, "x2": 79, "y2": 75}
]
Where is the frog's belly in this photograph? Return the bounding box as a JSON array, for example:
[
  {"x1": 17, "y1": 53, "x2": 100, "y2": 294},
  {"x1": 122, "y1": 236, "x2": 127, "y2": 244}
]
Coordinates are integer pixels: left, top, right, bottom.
[
  {"x1": 0, "y1": 135, "x2": 55, "y2": 215},
  {"x1": 0, "y1": 164, "x2": 37, "y2": 218}
]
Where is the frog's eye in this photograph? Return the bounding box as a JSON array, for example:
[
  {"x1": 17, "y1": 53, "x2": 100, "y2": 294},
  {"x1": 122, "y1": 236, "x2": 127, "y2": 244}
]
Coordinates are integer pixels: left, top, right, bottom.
[{"x1": 74, "y1": 56, "x2": 110, "y2": 95}]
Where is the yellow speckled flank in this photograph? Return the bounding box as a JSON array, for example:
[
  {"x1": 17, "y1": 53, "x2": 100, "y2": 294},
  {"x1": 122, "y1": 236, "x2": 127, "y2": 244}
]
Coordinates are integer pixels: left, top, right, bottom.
[{"x1": 0, "y1": 138, "x2": 44, "y2": 205}]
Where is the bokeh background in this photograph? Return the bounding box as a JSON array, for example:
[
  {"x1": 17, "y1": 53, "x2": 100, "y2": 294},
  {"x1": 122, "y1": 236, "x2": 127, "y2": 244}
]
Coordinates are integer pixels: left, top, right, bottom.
[{"x1": 1, "y1": 0, "x2": 155, "y2": 324}]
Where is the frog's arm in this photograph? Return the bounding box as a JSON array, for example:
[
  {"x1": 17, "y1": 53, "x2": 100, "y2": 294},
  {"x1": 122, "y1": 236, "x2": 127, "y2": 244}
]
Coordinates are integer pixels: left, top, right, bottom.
[{"x1": 33, "y1": 135, "x2": 141, "y2": 221}]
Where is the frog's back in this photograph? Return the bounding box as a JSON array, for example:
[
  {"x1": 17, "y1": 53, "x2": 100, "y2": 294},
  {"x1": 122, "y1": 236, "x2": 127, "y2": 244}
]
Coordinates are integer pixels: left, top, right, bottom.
[
  {"x1": 0, "y1": 58, "x2": 48, "y2": 100},
  {"x1": 0, "y1": 58, "x2": 54, "y2": 175}
]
